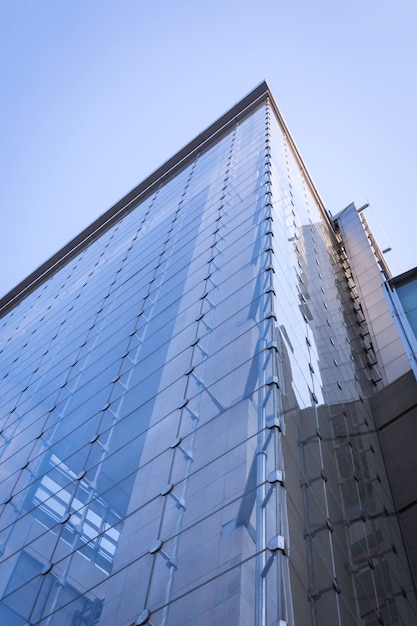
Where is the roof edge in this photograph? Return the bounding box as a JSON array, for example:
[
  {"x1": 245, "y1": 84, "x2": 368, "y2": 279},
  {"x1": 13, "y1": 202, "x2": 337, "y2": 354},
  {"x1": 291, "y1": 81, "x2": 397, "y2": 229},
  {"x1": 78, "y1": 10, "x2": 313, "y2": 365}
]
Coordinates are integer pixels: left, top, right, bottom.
[
  {"x1": 266, "y1": 89, "x2": 330, "y2": 228},
  {"x1": 0, "y1": 81, "x2": 269, "y2": 316},
  {"x1": 0, "y1": 80, "x2": 331, "y2": 315}
]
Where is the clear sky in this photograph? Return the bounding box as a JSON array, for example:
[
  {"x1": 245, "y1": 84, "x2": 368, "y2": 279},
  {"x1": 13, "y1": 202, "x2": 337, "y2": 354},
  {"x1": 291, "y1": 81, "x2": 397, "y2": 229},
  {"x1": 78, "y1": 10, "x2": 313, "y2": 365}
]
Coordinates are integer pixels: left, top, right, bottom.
[{"x1": 1, "y1": 0, "x2": 416, "y2": 298}]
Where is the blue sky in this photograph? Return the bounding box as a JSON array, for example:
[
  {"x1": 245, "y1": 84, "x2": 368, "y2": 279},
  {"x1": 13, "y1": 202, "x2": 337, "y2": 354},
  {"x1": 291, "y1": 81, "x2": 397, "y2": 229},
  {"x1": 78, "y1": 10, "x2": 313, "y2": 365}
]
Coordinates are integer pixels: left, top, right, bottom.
[{"x1": 1, "y1": 0, "x2": 416, "y2": 297}]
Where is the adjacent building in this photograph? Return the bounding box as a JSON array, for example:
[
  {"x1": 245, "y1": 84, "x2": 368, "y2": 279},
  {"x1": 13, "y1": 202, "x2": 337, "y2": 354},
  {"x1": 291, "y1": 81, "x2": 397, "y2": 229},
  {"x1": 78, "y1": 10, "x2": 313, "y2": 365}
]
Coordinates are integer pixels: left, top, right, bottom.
[{"x1": 0, "y1": 81, "x2": 416, "y2": 626}]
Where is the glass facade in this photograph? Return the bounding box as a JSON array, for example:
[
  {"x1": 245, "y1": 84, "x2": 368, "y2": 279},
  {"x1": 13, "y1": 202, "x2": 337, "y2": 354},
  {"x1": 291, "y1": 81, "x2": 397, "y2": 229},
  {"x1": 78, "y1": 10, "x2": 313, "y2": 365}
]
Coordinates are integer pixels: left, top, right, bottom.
[
  {"x1": 385, "y1": 268, "x2": 417, "y2": 378},
  {"x1": 1, "y1": 84, "x2": 416, "y2": 625}
]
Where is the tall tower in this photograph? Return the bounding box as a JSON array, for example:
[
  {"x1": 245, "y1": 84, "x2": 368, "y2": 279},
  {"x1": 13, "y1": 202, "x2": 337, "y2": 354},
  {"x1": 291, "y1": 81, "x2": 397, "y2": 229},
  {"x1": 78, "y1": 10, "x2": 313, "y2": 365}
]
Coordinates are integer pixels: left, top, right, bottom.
[{"x1": 1, "y1": 82, "x2": 416, "y2": 625}]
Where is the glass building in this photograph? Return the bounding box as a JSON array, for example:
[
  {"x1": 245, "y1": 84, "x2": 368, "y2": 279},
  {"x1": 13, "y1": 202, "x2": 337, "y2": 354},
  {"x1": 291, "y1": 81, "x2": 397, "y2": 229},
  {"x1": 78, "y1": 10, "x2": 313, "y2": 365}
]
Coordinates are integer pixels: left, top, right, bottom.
[{"x1": 1, "y1": 82, "x2": 416, "y2": 626}]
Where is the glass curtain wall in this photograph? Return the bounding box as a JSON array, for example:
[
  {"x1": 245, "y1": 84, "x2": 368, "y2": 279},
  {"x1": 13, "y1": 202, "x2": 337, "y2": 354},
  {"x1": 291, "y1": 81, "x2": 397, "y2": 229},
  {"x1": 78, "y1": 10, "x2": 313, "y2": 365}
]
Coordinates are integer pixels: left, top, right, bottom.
[
  {"x1": 0, "y1": 100, "x2": 288, "y2": 626},
  {"x1": 267, "y1": 102, "x2": 417, "y2": 625},
  {"x1": 0, "y1": 91, "x2": 416, "y2": 626}
]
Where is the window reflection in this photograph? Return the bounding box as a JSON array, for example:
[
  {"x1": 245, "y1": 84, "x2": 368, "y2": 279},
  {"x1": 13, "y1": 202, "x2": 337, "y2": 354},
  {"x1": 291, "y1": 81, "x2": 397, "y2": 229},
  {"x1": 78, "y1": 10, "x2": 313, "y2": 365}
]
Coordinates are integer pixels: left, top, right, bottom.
[{"x1": 29, "y1": 453, "x2": 120, "y2": 573}]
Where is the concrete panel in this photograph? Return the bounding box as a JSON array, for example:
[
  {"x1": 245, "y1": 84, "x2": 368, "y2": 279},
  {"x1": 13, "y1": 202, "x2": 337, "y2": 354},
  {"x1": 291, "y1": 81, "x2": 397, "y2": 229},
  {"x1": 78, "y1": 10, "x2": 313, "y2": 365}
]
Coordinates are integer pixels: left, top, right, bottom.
[
  {"x1": 379, "y1": 406, "x2": 417, "y2": 510},
  {"x1": 399, "y1": 504, "x2": 417, "y2": 590},
  {"x1": 370, "y1": 370, "x2": 417, "y2": 429}
]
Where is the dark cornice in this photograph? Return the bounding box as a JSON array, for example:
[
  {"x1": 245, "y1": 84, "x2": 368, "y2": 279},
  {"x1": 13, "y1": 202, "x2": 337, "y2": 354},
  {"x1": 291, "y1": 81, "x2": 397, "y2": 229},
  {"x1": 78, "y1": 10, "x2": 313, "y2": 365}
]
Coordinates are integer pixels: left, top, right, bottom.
[{"x1": 388, "y1": 266, "x2": 417, "y2": 289}]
